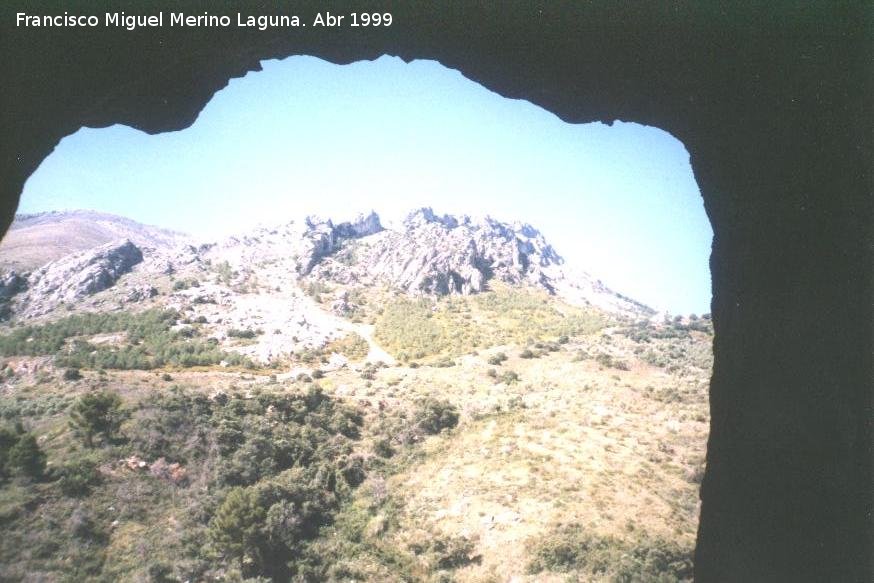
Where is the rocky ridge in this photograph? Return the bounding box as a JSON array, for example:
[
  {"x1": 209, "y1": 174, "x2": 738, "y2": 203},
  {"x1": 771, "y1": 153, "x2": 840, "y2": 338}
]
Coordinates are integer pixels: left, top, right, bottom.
[
  {"x1": 0, "y1": 208, "x2": 653, "y2": 322},
  {"x1": 0, "y1": 208, "x2": 654, "y2": 362},
  {"x1": 12, "y1": 240, "x2": 144, "y2": 318},
  {"x1": 0, "y1": 210, "x2": 188, "y2": 271},
  {"x1": 303, "y1": 208, "x2": 652, "y2": 316}
]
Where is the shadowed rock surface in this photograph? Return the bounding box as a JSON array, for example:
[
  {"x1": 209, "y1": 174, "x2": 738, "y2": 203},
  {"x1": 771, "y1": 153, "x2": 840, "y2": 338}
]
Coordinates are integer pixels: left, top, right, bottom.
[
  {"x1": 19, "y1": 240, "x2": 143, "y2": 318},
  {"x1": 0, "y1": 2, "x2": 869, "y2": 581},
  {"x1": 305, "y1": 208, "x2": 652, "y2": 315}
]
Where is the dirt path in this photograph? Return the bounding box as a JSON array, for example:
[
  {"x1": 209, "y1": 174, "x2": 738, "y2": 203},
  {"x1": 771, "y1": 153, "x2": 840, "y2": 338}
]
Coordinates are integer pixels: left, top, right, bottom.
[{"x1": 334, "y1": 320, "x2": 396, "y2": 365}]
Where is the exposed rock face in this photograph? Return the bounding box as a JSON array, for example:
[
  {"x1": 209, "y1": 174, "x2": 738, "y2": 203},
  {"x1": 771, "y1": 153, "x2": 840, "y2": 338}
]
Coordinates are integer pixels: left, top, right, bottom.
[
  {"x1": 335, "y1": 211, "x2": 383, "y2": 239},
  {"x1": 202, "y1": 207, "x2": 650, "y2": 317},
  {"x1": 125, "y1": 284, "x2": 158, "y2": 303},
  {"x1": 353, "y1": 208, "x2": 561, "y2": 295},
  {"x1": 19, "y1": 240, "x2": 143, "y2": 317},
  {"x1": 296, "y1": 212, "x2": 384, "y2": 274},
  {"x1": 207, "y1": 212, "x2": 383, "y2": 276},
  {"x1": 307, "y1": 208, "x2": 651, "y2": 316}
]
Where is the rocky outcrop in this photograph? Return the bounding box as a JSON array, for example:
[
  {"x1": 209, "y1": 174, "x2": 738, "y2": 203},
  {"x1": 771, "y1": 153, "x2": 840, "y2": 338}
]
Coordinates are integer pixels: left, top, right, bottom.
[
  {"x1": 308, "y1": 208, "x2": 651, "y2": 316},
  {"x1": 295, "y1": 212, "x2": 384, "y2": 274},
  {"x1": 334, "y1": 211, "x2": 383, "y2": 240},
  {"x1": 125, "y1": 284, "x2": 158, "y2": 303},
  {"x1": 18, "y1": 240, "x2": 143, "y2": 317}
]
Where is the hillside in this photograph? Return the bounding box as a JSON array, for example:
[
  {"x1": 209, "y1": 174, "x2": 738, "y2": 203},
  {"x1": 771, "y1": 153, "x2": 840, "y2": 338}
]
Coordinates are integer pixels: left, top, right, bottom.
[
  {"x1": 0, "y1": 208, "x2": 710, "y2": 582},
  {"x1": 0, "y1": 210, "x2": 189, "y2": 271}
]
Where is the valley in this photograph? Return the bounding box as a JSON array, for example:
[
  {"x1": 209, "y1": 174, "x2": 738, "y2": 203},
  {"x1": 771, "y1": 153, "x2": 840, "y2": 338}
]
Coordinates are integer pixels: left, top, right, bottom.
[{"x1": 0, "y1": 209, "x2": 710, "y2": 582}]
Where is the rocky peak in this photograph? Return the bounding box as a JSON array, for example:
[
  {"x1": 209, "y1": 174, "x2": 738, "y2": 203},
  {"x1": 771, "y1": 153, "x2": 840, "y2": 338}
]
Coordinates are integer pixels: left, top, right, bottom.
[
  {"x1": 402, "y1": 207, "x2": 460, "y2": 230},
  {"x1": 335, "y1": 211, "x2": 382, "y2": 239},
  {"x1": 301, "y1": 208, "x2": 652, "y2": 316}
]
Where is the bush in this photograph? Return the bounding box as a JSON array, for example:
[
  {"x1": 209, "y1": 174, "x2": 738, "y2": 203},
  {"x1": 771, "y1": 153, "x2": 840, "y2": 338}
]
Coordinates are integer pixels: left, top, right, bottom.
[
  {"x1": 227, "y1": 328, "x2": 259, "y2": 339},
  {"x1": 58, "y1": 457, "x2": 102, "y2": 496},
  {"x1": 209, "y1": 487, "x2": 267, "y2": 571},
  {"x1": 527, "y1": 524, "x2": 693, "y2": 581},
  {"x1": 595, "y1": 352, "x2": 630, "y2": 371},
  {"x1": 414, "y1": 399, "x2": 459, "y2": 434},
  {"x1": 0, "y1": 425, "x2": 18, "y2": 477},
  {"x1": 7, "y1": 433, "x2": 46, "y2": 479},
  {"x1": 500, "y1": 370, "x2": 520, "y2": 384},
  {"x1": 0, "y1": 308, "x2": 253, "y2": 371},
  {"x1": 373, "y1": 438, "x2": 394, "y2": 458},
  {"x1": 519, "y1": 348, "x2": 535, "y2": 359},
  {"x1": 62, "y1": 368, "x2": 82, "y2": 381},
  {"x1": 487, "y1": 352, "x2": 507, "y2": 365},
  {"x1": 69, "y1": 390, "x2": 126, "y2": 447},
  {"x1": 324, "y1": 333, "x2": 369, "y2": 360}
]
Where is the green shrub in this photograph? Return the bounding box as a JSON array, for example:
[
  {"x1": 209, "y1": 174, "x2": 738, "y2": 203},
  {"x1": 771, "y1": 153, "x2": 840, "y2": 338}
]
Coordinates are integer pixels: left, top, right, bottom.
[
  {"x1": 487, "y1": 352, "x2": 507, "y2": 365},
  {"x1": 0, "y1": 425, "x2": 18, "y2": 477},
  {"x1": 0, "y1": 384, "x2": 367, "y2": 581},
  {"x1": 62, "y1": 367, "x2": 82, "y2": 381},
  {"x1": 69, "y1": 390, "x2": 126, "y2": 447},
  {"x1": 325, "y1": 333, "x2": 370, "y2": 360},
  {"x1": 373, "y1": 438, "x2": 394, "y2": 458},
  {"x1": 227, "y1": 328, "x2": 260, "y2": 339},
  {"x1": 58, "y1": 457, "x2": 102, "y2": 496},
  {"x1": 0, "y1": 308, "x2": 253, "y2": 371},
  {"x1": 414, "y1": 399, "x2": 459, "y2": 434},
  {"x1": 209, "y1": 486, "x2": 267, "y2": 571},
  {"x1": 527, "y1": 524, "x2": 693, "y2": 581},
  {"x1": 595, "y1": 352, "x2": 630, "y2": 371},
  {"x1": 408, "y1": 534, "x2": 480, "y2": 570},
  {"x1": 7, "y1": 433, "x2": 46, "y2": 479}
]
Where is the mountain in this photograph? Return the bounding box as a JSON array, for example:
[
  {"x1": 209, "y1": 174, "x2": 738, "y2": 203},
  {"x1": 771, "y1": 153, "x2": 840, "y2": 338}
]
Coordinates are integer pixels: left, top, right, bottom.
[
  {"x1": 0, "y1": 207, "x2": 654, "y2": 340},
  {"x1": 206, "y1": 207, "x2": 654, "y2": 317},
  {"x1": 0, "y1": 210, "x2": 188, "y2": 271},
  {"x1": 0, "y1": 207, "x2": 711, "y2": 582}
]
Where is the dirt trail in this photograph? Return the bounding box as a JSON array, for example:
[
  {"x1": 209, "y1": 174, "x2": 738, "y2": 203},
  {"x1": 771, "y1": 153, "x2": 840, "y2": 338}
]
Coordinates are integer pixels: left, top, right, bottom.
[{"x1": 334, "y1": 320, "x2": 396, "y2": 365}]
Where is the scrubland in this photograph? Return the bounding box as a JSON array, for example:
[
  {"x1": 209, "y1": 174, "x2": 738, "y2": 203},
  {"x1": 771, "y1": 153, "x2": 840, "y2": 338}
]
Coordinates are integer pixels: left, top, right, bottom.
[{"x1": 0, "y1": 287, "x2": 710, "y2": 582}]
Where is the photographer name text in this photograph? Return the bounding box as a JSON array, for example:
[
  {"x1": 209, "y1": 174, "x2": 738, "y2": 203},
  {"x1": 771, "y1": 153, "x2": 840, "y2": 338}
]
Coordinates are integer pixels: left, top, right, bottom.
[{"x1": 16, "y1": 11, "x2": 392, "y2": 31}]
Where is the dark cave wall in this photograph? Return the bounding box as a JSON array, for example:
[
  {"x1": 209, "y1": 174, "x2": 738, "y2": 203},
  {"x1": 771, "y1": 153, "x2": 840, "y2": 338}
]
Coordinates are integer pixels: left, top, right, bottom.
[{"x1": 1, "y1": 2, "x2": 870, "y2": 581}]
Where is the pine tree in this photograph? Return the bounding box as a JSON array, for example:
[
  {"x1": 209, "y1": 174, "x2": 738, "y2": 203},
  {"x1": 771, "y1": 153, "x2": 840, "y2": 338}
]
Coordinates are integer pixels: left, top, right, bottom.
[
  {"x1": 209, "y1": 487, "x2": 267, "y2": 573},
  {"x1": 8, "y1": 434, "x2": 46, "y2": 479},
  {"x1": 69, "y1": 391, "x2": 125, "y2": 447}
]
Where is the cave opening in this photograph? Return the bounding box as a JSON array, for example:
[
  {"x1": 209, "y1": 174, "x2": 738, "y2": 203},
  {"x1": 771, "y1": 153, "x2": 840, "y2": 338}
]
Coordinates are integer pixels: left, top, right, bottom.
[{"x1": 0, "y1": 55, "x2": 717, "y2": 581}]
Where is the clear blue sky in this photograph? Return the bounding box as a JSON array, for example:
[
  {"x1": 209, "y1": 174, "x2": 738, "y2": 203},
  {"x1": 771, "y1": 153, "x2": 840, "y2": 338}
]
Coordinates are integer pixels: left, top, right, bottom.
[{"x1": 18, "y1": 55, "x2": 712, "y2": 315}]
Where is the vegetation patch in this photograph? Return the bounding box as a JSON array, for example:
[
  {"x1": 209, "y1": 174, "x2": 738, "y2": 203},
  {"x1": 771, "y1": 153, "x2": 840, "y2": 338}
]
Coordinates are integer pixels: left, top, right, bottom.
[
  {"x1": 324, "y1": 332, "x2": 370, "y2": 360},
  {"x1": 0, "y1": 309, "x2": 252, "y2": 370},
  {"x1": 374, "y1": 286, "x2": 606, "y2": 360},
  {"x1": 0, "y1": 384, "x2": 366, "y2": 581},
  {"x1": 527, "y1": 523, "x2": 694, "y2": 581}
]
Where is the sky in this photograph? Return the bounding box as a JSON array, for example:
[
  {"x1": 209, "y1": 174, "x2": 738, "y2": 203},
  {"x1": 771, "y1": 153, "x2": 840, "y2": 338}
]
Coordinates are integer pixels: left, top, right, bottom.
[{"x1": 18, "y1": 55, "x2": 712, "y2": 315}]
